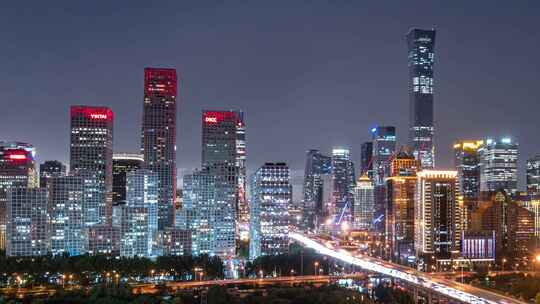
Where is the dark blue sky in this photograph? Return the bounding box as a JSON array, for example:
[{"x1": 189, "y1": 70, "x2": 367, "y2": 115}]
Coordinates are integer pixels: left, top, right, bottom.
[{"x1": 1, "y1": 1, "x2": 539, "y2": 197}]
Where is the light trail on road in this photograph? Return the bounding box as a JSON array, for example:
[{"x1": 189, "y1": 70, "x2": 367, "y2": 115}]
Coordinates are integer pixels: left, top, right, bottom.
[{"x1": 290, "y1": 232, "x2": 526, "y2": 304}]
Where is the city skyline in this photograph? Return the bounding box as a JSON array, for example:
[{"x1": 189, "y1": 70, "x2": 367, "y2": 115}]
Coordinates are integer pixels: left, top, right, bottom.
[{"x1": 1, "y1": 2, "x2": 540, "y2": 196}]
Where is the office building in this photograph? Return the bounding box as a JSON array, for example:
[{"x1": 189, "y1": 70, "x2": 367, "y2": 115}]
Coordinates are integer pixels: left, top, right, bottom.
[
  {"x1": 352, "y1": 174, "x2": 374, "y2": 230},
  {"x1": 360, "y1": 142, "x2": 373, "y2": 179},
  {"x1": 415, "y1": 170, "x2": 461, "y2": 270},
  {"x1": 329, "y1": 148, "x2": 355, "y2": 226},
  {"x1": 112, "y1": 153, "x2": 144, "y2": 204},
  {"x1": 157, "y1": 227, "x2": 192, "y2": 256},
  {"x1": 478, "y1": 138, "x2": 518, "y2": 196},
  {"x1": 527, "y1": 155, "x2": 540, "y2": 196},
  {"x1": 120, "y1": 169, "x2": 158, "y2": 257},
  {"x1": 302, "y1": 149, "x2": 331, "y2": 230},
  {"x1": 201, "y1": 110, "x2": 245, "y2": 255},
  {"x1": 507, "y1": 202, "x2": 534, "y2": 257},
  {"x1": 141, "y1": 67, "x2": 177, "y2": 230},
  {"x1": 39, "y1": 160, "x2": 66, "y2": 188},
  {"x1": 371, "y1": 127, "x2": 396, "y2": 232},
  {"x1": 454, "y1": 140, "x2": 483, "y2": 231},
  {"x1": 249, "y1": 163, "x2": 291, "y2": 259},
  {"x1": 6, "y1": 188, "x2": 48, "y2": 257},
  {"x1": 70, "y1": 105, "x2": 113, "y2": 226},
  {"x1": 48, "y1": 176, "x2": 85, "y2": 256},
  {"x1": 386, "y1": 152, "x2": 419, "y2": 261},
  {"x1": 407, "y1": 28, "x2": 436, "y2": 169},
  {"x1": 0, "y1": 142, "x2": 37, "y2": 250},
  {"x1": 86, "y1": 225, "x2": 120, "y2": 255}
]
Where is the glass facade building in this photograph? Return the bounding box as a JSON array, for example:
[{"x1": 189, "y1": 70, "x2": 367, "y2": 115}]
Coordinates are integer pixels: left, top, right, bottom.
[
  {"x1": 141, "y1": 68, "x2": 177, "y2": 230},
  {"x1": 372, "y1": 126, "x2": 396, "y2": 232},
  {"x1": 70, "y1": 105, "x2": 113, "y2": 227},
  {"x1": 360, "y1": 142, "x2": 373, "y2": 179},
  {"x1": 39, "y1": 160, "x2": 66, "y2": 188},
  {"x1": 0, "y1": 142, "x2": 37, "y2": 251},
  {"x1": 201, "y1": 110, "x2": 245, "y2": 256},
  {"x1": 112, "y1": 153, "x2": 144, "y2": 205},
  {"x1": 6, "y1": 188, "x2": 48, "y2": 257},
  {"x1": 478, "y1": 138, "x2": 518, "y2": 196},
  {"x1": 330, "y1": 148, "x2": 355, "y2": 226},
  {"x1": 407, "y1": 28, "x2": 436, "y2": 169},
  {"x1": 48, "y1": 175, "x2": 85, "y2": 256},
  {"x1": 120, "y1": 169, "x2": 158, "y2": 257},
  {"x1": 527, "y1": 155, "x2": 540, "y2": 196},
  {"x1": 249, "y1": 163, "x2": 291, "y2": 260},
  {"x1": 352, "y1": 174, "x2": 374, "y2": 230},
  {"x1": 301, "y1": 149, "x2": 331, "y2": 230}
]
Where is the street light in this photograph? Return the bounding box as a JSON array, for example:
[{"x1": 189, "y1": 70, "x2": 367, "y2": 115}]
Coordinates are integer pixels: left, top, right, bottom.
[
  {"x1": 290, "y1": 269, "x2": 295, "y2": 276},
  {"x1": 502, "y1": 258, "x2": 507, "y2": 272},
  {"x1": 314, "y1": 262, "x2": 319, "y2": 275}
]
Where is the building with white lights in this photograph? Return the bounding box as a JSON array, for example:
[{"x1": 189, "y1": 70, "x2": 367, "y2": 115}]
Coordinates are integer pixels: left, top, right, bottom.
[
  {"x1": 120, "y1": 169, "x2": 158, "y2": 257},
  {"x1": 478, "y1": 138, "x2": 518, "y2": 196},
  {"x1": 414, "y1": 170, "x2": 461, "y2": 270},
  {"x1": 6, "y1": 188, "x2": 48, "y2": 257},
  {"x1": 352, "y1": 174, "x2": 374, "y2": 230},
  {"x1": 249, "y1": 163, "x2": 291, "y2": 260}
]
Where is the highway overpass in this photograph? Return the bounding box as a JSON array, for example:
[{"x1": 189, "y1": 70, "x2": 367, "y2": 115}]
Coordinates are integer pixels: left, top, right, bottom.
[{"x1": 290, "y1": 232, "x2": 526, "y2": 304}]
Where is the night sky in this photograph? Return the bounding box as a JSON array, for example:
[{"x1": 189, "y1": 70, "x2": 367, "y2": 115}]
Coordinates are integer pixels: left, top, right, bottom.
[{"x1": 1, "y1": 1, "x2": 539, "y2": 198}]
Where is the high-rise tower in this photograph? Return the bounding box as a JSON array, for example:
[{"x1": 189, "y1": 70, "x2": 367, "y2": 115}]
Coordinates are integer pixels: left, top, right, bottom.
[
  {"x1": 407, "y1": 28, "x2": 436, "y2": 169},
  {"x1": 302, "y1": 149, "x2": 331, "y2": 229},
  {"x1": 70, "y1": 105, "x2": 113, "y2": 226},
  {"x1": 141, "y1": 68, "x2": 177, "y2": 230},
  {"x1": 201, "y1": 110, "x2": 245, "y2": 256}
]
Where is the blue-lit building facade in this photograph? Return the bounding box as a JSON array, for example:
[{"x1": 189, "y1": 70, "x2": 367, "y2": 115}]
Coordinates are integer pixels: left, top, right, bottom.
[
  {"x1": 120, "y1": 169, "x2": 158, "y2": 258},
  {"x1": 478, "y1": 138, "x2": 518, "y2": 196},
  {"x1": 249, "y1": 163, "x2": 291, "y2": 260},
  {"x1": 200, "y1": 110, "x2": 245, "y2": 257},
  {"x1": 407, "y1": 28, "x2": 436, "y2": 169},
  {"x1": 0, "y1": 142, "x2": 37, "y2": 251},
  {"x1": 178, "y1": 169, "x2": 216, "y2": 256},
  {"x1": 371, "y1": 126, "x2": 396, "y2": 232},
  {"x1": 302, "y1": 149, "x2": 331, "y2": 230},
  {"x1": 48, "y1": 175, "x2": 85, "y2": 256},
  {"x1": 6, "y1": 188, "x2": 49, "y2": 257},
  {"x1": 330, "y1": 148, "x2": 355, "y2": 226}
]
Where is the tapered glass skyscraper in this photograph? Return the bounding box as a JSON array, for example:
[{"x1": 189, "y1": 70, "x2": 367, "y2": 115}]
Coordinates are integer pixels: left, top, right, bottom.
[{"x1": 407, "y1": 28, "x2": 436, "y2": 169}]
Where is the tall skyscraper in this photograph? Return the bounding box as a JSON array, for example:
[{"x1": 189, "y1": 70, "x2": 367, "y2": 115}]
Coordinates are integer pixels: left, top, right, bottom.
[
  {"x1": 70, "y1": 105, "x2": 113, "y2": 226},
  {"x1": 6, "y1": 188, "x2": 48, "y2": 257},
  {"x1": 360, "y1": 142, "x2": 373, "y2": 179},
  {"x1": 352, "y1": 174, "x2": 374, "y2": 230},
  {"x1": 407, "y1": 28, "x2": 436, "y2": 169},
  {"x1": 141, "y1": 67, "x2": 177, "y2": 230},
  {"x1": 201, "y1": 110, "x2": 245, "y2": 254},
  {"x1": 454, "y1": 140, "x2": 483, "y2": 231},
  {"x1": 478, "y1": 138, "x2": 518, "y2": 196},
  {"x1": 112, "y1": 153, "x2": 144, "y2": 205},
  {"x1": 0, "y1": 142, "x2": 37, "y2": 251},
  {"x1": 48, "y1": 175, "x2": 85, "y2": 256},
  {"x1": 180, "y1": 169, "x2": 217, "y2": 256},
  {"x1": 330, "y1": 147, "x2": 355, "y2": 226},
  {"x1": 372, "y1": 127, "x2": 397, "y2": 186},
  {"x1": 120, "y1": 169, "x2": 158, "y2": 257},
  {"x1": 386, "y1": 152, "x2": 419, "y2": 262},
  {"x1": 371, "y1": 127, "x2": 396, "y2": 232},
  {"x1": 249, "y1": 163, "x2": 291, "y2": 260},
  {"x1": 415, "y1": 170, "x2": 461, "y2": 271},
  {"x1": 39, "y1": 160, "x2": 66, "y2": 188},
  {"x1": 454, "y1": 140, "x2": 483, "y2": 198},
  {"x1": 527, "y1": 155, "x2": 540, "y2": 196},
  {"x1": 302, "y1": 149, "x2": 331, "y2": 230}
]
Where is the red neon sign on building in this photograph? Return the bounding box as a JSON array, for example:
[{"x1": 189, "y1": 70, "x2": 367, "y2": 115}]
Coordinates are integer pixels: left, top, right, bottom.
[
  {"x1": 70, "y1": 106, "x2": 114, "y2": 122},
  {"x1": 144, "y1": 68, "x2": 177, "y2": 97},
  {"x1": 3, "y1": 149, "x2": 30, "y2": 162},
  {"x1": 202, "y1": 111, "x2": 242, "y2": 125}
]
